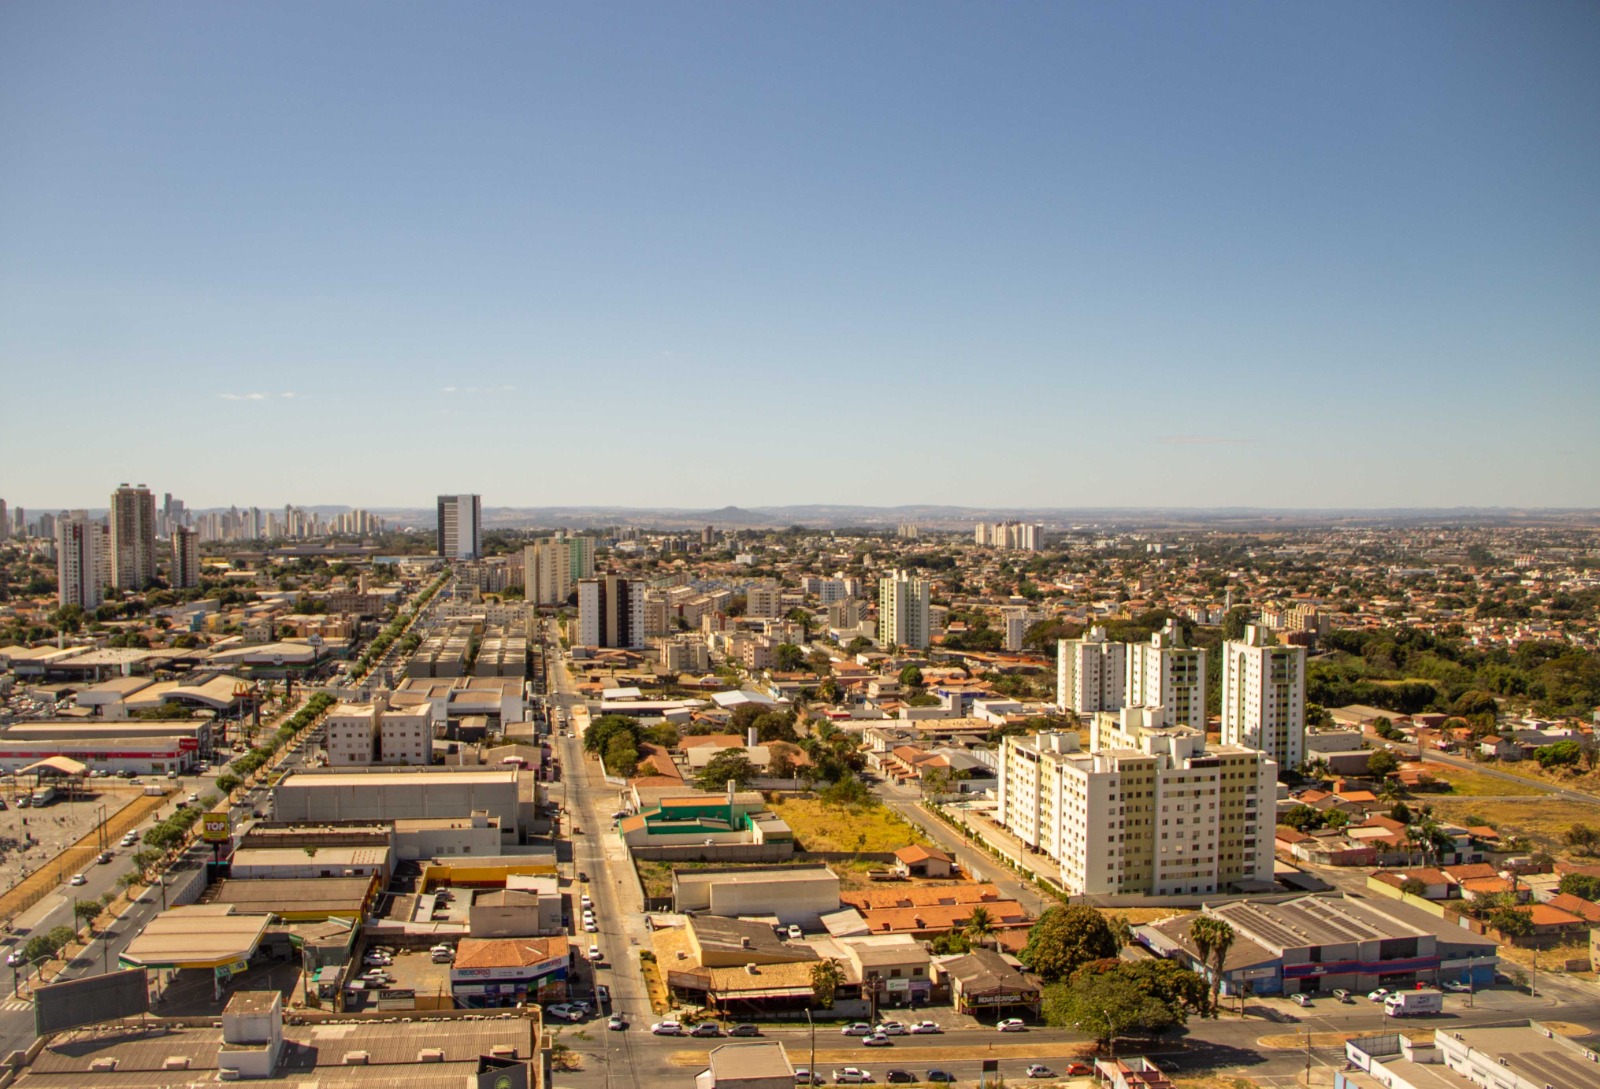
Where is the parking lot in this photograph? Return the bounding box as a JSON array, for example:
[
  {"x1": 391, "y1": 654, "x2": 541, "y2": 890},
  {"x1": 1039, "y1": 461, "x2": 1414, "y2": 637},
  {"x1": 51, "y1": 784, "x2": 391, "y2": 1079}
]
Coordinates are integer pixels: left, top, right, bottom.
[{"x1": 0, "y1": 784, "x2": 148, "y2": 902}]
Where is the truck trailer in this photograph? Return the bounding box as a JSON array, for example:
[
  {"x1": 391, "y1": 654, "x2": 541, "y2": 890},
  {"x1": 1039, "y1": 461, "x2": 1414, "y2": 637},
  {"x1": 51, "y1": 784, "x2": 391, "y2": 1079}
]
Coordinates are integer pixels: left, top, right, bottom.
[{"x1": 1384, "y1": 989, "x2": 1443, "y2": 1017}]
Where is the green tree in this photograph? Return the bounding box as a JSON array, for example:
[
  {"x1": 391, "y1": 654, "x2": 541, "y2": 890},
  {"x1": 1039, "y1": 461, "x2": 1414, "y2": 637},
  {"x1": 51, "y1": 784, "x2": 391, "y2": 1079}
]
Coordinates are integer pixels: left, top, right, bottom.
[
  {"x1": 1322, "y1": 808, "x2": 1350, "y2": 830},
  {"x1": 583, "y1": 715, "x2": 640, "y2": 757},
  {"x1": 1388, "y1": 802, "x2": 1413, "y2": 824},
  {"x1": 73, "y1": 899, "x2": 103, "y2": 930},
  {"x1": 1019, "y1": 905, "x2": 1119, "y2": 983},
  {"x1": 1488, "y1": 906, "x2": 1534, "y2": 938},
  {"x1": 1280, "y1": 805, "x2": 1323, "y2": 833},
  {"x1": 775, "y1": 643, "x2": 806, "y2": 672},
  {"x1": 1220, "y1": 606, "x2": 1251, "y2": 641},
  {"x1": 1558, "y1": 873, "x2": 1600, "y2": 901},
  {"x1": 1366, "y1": 748, "x2": 1401, "y2": 779},
  {"x1": 929, "y1": 931, "x2": 971, "y2": 955},
  {"x1": 1041, "y1": 964, "x2": 1183, "y2": 1048},
  {"x1": 1535, "y1": 741, "x2": 1582, "y2": 769},
  {"x1": 810, "y1": 958, "x2": 845, "y2": 1009},
  {"x1": 899, "y1": 665, "x2": 924, "y2": 689},
  {"x1": 962, "y1": 906, "x2": 997, "y2": 949},
  {"x1": 695, "y1": 749, "x2": 758, "y2": 791},
  {"x1": 216, "y1": 773, "x2": 242, "y2": 794},
  {"x1": 1563, "y1": 824, "x2": 1600, "y2": 856},
  {"x1": 603, "y1": 732, "x2": 640, "y2": 778}
]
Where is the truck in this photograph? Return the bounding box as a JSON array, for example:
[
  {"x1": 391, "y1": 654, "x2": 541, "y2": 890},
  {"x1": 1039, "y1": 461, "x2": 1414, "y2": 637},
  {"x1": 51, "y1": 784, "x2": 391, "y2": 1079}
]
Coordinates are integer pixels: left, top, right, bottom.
[
  {"x1": 1384, "y1": 989, "x2": 1443, "y2": 1017},
  {"x1": 29, "y1": 785, "x2": 56, "y2": 806}
]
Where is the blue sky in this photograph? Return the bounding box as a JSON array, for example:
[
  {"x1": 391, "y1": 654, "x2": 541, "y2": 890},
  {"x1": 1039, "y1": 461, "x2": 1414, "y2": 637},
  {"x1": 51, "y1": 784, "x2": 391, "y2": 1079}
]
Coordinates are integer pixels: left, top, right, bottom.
[{"x1": 3, "y1": 2, "x2": 1597, "y2": 511}]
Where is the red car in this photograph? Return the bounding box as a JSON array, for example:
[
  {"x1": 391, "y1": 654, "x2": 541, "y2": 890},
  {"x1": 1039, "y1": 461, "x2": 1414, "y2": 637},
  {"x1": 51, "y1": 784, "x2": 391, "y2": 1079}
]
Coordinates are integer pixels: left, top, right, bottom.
[{"x1": 1064, "y1": 1064, "x2": 1093, "y2": 1077}]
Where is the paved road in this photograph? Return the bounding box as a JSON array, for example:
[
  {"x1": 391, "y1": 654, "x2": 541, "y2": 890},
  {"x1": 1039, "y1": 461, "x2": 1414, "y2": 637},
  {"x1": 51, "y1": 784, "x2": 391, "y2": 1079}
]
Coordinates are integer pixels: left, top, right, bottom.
[{"x1": 1420, "y1": 751, "x2": 1600, "y2": 806}]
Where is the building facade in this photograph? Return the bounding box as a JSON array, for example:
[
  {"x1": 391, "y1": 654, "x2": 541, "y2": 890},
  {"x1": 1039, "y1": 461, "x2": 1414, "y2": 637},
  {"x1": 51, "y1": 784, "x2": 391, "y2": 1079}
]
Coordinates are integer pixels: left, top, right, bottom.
[
  {"x1": 745, "y1": 582, "x2": 785, "y2": 620},
  {"x1": 436, "y1": 494, "x2": 482, "y2": 560},
  {"x1": 997, "y1": 721, "x2": 1275, "y2": 897},
  {"x1": 1125, "y1": 620, "x2": 1207, "y2": 730},
  {"x1": 577, "y1": 575, "x2": 645, "y2": 648},
  {"x1": 1221, "y1": 624, "x2": 1306, "y2": 770},
  {"x1": 878, "y1": 569, "x2": 930, "y2": 650},
  {"x1": 172, "y1": 526, "x2": 201, "y2": 589},
  {"x1": 56, "y1": 512, "x2": 108, "y2": 610},
  {"x1": 109, "y1": 484, "x2": 157, "y2": 590},
  {"x1": 1056, "y1": 626, "x2": 1127, "y2": 715}
]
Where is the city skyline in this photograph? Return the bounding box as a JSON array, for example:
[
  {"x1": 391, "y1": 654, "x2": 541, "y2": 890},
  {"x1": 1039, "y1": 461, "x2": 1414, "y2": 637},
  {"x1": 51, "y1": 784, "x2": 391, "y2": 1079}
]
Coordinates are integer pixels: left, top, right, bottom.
[{"x1": 3, "y1": 3, "x2": 1598, "y2": 508}]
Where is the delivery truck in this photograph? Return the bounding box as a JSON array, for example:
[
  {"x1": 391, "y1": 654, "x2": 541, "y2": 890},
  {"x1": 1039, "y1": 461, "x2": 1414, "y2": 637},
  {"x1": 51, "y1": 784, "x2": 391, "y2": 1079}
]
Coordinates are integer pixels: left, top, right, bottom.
[{"x1": 1384, "y1": 989, "x2": 1443, "y2": 1017}]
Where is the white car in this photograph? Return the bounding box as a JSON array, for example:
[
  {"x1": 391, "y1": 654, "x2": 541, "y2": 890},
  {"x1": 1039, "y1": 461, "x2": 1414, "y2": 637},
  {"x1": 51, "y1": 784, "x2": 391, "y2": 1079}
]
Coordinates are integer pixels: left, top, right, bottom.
[
  {"x1": 996, "y1": 1018, "x2": 1026, "y2": 1032},
  {"x1": 1442, "y1": 980, "x2": 1472, "y2": 993},
  {"x1": 69, "y1": 874, "x2": 87, "y2": 886},
  {"x1": 587, "y1": 944, "x2": 601, "y2": 961},
  {"x1": 787, "y1": 924, "x2": 803, "y2": 940},
  {"x1": 546, "y1": 1004, "x2": 584, "y2": 1023},
  {"x1": 861, "y1": 1033, "x2": 892, "y2": 1047},
  {"x1": 833, "y1": 1070, "x2": 875, "y2": 1084},
  {"x1": 875, "y1": 1021, "x2": 906, "y2": 1036},
  {"x1": 840, "y1": 1022, "x2": 874, "y2": 1036},
  {"x1": 909, "y1": 1021, "x2": 942, "y2": 1034},
  {"x1": 1368, "y1": 988, "x2": 1391, "y2": 1002},
  {"x1": 584, "y1": 919, "x2": 599, "y2": 932},
  {"x1": 1026, "y1": 1066, "x2": 1055, "y2": 1080},
  {"x1": 651, "y1": 1020, "x2": 684, "y2": 1036}
]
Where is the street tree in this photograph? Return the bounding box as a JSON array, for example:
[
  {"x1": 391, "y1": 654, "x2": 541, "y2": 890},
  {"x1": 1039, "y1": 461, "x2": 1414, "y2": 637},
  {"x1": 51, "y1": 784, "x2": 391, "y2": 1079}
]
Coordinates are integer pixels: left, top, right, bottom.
[{"x1": 1019, "y1": 905, "x2": 1119, "y2": 983}]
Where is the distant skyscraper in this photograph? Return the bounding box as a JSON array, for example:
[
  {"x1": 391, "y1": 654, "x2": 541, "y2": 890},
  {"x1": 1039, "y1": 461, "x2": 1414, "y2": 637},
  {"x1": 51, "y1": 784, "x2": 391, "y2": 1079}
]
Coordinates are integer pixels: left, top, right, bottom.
[
  {"x1": 109, "y1": 484, "x2": 157, "y2": 590},
  {"x1": 172, "y1": 526, "x2": 201, "y2": 589},
  {"x1": 1057, "y1": 626, "x2": 1127, "y2": 715},
  {"x1": 577, "y1": 575, "x2": 644, "y2": 648},
  {"x1": 436, "y1": 494, "x2": 482, "y2": 560},
  {"x1": 57, "y1": 512, "x2": 107, "y2": 609},
  {"x1": 1221, "y1": 624, "x2": 1306, "y2": 770},
  {"x1": 878, "y1": 569, "x2": 930, "y2": 650},
  {"x1": 0, "y1": 499, "x2": 7, "y2": 541}
]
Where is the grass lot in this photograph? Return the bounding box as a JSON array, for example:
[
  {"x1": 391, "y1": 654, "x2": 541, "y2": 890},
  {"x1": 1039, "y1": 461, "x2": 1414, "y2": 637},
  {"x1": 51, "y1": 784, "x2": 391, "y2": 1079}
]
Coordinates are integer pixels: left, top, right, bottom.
[
  {"x1": 1426, "y1": 798, "x2": 1599, "y2": 851},
  {"x1": 1172, "y1": 1077, "x2": 1260, "y2": 1089},
  {"x1": 767, "y1": 796, "x2": 933, "y2": 853},
  {"x1": 1428, "y1": 767, "x2": 1546, "y2": 797},
  {"x1": 1102, "y1": 907, "x2": 1182, "y2": 927}
]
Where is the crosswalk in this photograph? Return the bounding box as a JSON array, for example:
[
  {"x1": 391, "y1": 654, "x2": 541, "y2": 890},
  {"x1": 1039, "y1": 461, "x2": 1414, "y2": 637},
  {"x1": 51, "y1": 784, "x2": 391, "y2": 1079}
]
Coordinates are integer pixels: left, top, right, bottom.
[{"x1": 0, "y1": 999, "x2": 31, "y2": 1011}]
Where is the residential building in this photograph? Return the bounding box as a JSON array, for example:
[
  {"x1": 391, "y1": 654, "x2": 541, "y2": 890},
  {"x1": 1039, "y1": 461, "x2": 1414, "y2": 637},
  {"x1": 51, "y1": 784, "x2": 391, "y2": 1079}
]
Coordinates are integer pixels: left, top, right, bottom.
[
  {"x1": 997, "y1": 721, "x2": 1276, "y2": 897},
  {"x1": 878, "y1": 569, "x2": 931, "y2": 650},
  {"x1": 746, "y1": 581, "x2": 785, "y2": 620},
  {"x1": 1221, "y1": 624, "x2": 1306, "y2": 770},
  {"x1": 522, "y1": 533, "x2": 593, "y2": 605},
  {"x1": 577, "y1": 575, "x2": 645, "y2": 648},
  {"x1": 1002, "y1": 608, "x2": 1029, "y2": 653},
  {"x1": 662, "y1": 635, "x2": 711, "y2": 673},
  {"x1": 55, "y1": 512, "x2": 107, "y2": 610},
  {"x1": 172, "y1": 525, "x2": 200, "y2": 589},
  {"x1": 109, "y1": 483, "x2": 157, "y2": 589},
  {"x1": 1125, "y1": 620, "x2": 1207, "y2": 730},
  {"x1": 1057, "y1": 626, "x2": 1126, "y2": 715},
  {"x1": 436, "y1": 493, "x2": 482, "y2": 560}
]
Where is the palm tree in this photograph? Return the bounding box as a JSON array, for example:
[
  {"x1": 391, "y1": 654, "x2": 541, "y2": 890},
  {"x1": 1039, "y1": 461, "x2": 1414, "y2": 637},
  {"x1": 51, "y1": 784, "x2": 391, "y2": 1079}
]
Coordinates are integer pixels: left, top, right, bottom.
[
  {"x1": 962, "y1": 906, "x2": 998, "y2": 949},
  {"x1": 810, "y1": 958, "x2": 845, "y2": 1009},
  {"x1": 1207, "y1": 920, "x2": 1235, "y2": 1016},
  {"x1": 1109, "y1": 915, "x2": 1134, "y2": 949},
  {"x1": 1189, "y1": 917, "x2": 1218, "y2": 1017}
]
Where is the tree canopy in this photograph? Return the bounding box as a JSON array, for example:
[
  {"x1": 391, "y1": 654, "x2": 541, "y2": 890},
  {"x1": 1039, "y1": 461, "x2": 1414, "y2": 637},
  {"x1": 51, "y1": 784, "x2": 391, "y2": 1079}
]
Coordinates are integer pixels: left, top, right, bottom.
[{"x1": 1019, "y1": 905, "x2": 1120, "y2": 983}]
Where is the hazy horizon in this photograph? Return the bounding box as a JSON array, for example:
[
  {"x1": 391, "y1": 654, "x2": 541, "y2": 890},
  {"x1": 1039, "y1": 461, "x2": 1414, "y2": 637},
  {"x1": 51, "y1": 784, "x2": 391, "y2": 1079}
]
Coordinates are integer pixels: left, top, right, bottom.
[{"x1": 3, "y1": 3, "x2": 1597, "y2": 508}]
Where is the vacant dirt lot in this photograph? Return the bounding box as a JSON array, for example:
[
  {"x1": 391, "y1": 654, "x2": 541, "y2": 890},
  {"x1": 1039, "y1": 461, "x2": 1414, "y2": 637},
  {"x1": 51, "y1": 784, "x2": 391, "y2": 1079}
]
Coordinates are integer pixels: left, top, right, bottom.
[{"x1": 767, "y1": 796, "x2": 933, "y2": 854}]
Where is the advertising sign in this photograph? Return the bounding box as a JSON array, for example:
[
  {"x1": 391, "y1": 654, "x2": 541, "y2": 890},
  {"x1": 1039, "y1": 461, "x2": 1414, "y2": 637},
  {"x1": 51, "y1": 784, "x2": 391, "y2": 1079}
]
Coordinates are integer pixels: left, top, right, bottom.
[{"x1": 202, "y1": 812, "x2": 232, "y2": 843}]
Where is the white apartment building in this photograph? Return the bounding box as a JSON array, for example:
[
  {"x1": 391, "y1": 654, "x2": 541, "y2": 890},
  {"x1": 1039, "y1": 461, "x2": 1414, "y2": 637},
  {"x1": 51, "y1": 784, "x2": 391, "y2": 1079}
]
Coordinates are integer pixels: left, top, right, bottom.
[
  {"x1": 379, "y1": 704, "x2": 433, "y2": 765},
  {"x1": 1002, "y1": 609, "x2": 1030, "y2": 653},
  {"x1": 746, "y1": 582, "x2": 785, "y2": 620},
  {"x1": 816, "y1": 578, "x2": 852, "y2": 605},
  {"x1": 522, "y1": 539, "x2": 570, "y2": 605},
  {"x1": 325, "y1": 700, "x2": 435, "y2": 766},
  {"x1": 878, "y1": 569, "x2": 931, "y2": 650},
  {"x1": 577, "y1": 575, "x2": 645, "y2": 648},
  {"x1": 997, "y1": 718, "x2": 1275, "y2": 897},
  {"x1": 56, "y1": 513, "x2": 108, "y2": 610},
  {"x1": 1125, "y1": 620, "x2": 1207, "y2": 730},
  {"x1": 436, "y1": 494, "x2": 482, "y2": 560},
  {"x1": 1057, "y1": 626, "x2": 1126, "y2": 715},
  {"x1": 1221, "y1": 624, "x2": 1306, "y2": 770},
  {"x1": 974, "y1": 521, "x2": 1041, "y2": 551},
  {"x1": 661, "y1": 635, "x2": 711, "y2": 673},
  {"x1": 324, "y1": 702, "x2": 380, "y2": 766},
  {"x1": 109, "y1": 484, "x2": 157, "y2": 590}
]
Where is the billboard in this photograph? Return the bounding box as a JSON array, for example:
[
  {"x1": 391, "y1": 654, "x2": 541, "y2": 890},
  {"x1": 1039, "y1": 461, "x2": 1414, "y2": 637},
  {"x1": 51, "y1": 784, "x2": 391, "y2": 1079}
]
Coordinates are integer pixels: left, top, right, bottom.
[
  {"x1": 34, "y1": 969, "x2": 149, "y2": 1036},
  {"x1": 201, "y1": 811, "x2": 232, "y2": 843}
]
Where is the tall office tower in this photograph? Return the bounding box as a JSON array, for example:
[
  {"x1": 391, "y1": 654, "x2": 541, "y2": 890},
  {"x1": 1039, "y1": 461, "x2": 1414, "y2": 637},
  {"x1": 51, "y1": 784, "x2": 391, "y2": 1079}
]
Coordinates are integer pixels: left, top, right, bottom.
[
  {"x1": 745, "y1": 581, "x2": 785, "y2": 620},
  {"x1": 577, "y1": 575, "x2": 644, "y2": 648},
  {"x1": 35, "y1": 512, "x2": 54, "y2": 541},
  {"x1": 11, "y1": 508, "x2": 24, "y2": 537},
  {"x1": 564, "y1": 534, "x2": 595, "y2": 581},
  {"x1": 0, "y1": 499, "x2": 7, "y2": 541},
  {"x1": 57, "y1": 513, "x2": 107, "y2": 609},
  {"x1": 172, "y1": 526, "x2": 201, "y2": 589},
  {"x1": 1057, "y1": 626, "x2": 1127, "y2": 715},
  {"x1": 1126, "y1": 619, "x2": 1208, "y2": 730},
  {"x1": 522, "y1": 539, "x2": 572, "y2": 606},
  {"x1": 877, "y1": 569, "x2": 931, "y2": 650},
  {"x1": 996, "y1": 721, "x2": 1275, "y2": 897},
  {"x1": 109, "y1": 484, "x2": 157, "y2": 590},
  {"x1": 1221, "y1": 624, "x2": 1306, "y2": 770},
  {"x1": 436, "y1": 494, "x2": 482, "y2": 560}
]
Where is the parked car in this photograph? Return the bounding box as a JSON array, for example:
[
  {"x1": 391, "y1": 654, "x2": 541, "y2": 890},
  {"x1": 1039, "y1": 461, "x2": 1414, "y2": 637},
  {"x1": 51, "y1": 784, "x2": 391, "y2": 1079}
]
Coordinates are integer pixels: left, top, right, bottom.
[
  {"x1": 840, "y1": 1023, "x2": 874, "y2": 1036},
  {"x1": 730, "y1": 1024, "x2": 761, "y2": 1037},
  {"x1": 570, "y1": 1000, "x2": 594, "y2": 1014},
  {"x1": 926, "y1": 1072, "x2": 955, "y2": 1084},
  {"x1": 787, "y1": 924, "x2": 804, "y2": 940},
  {"x1": 1367, "y1": 988, "x2": 1391, "y2": 1002},
  {"x1": 862, "y1": 1033, "x2": 892, "y2": 1047},
  {"x1": 651, "y1": 1021, "x2": 684, "y2": 1036},
  {"x1": 909, "y1": 1021, "x2": 942, "y2": 1034},
  {"x1": 584, "y1": 919, "x2": 599, "y2": 932},
  {"x1": 691, "y1": 1022, "x2": 721, "y2": 1038},
  {"x1": 1026, "y1": 1066, "x2": 1055, "y2": 1079},
  {"x1": 546, "y1": 1004, "x2": 584, "y2": 1022},
  {"x1": 794, "y1": 1070, "x2": 823, "y2": 1086},
  {"x1": 1291, "y1": 993, "x2": 1312, "y2": 1007},
  {"x1": 833, "y1": 1069, "x2": 875, "y2": 1084},
  {"x1": 607, "y1": 1014, "x2": 627, "y2": 1031},
  {"x1": 1332, "y1": 988, "x2": 1354, "y2": 1003},
  {"x1": 1442, "y1": 980, "x2": 1472, "y2": 993},
  {"x1": 596, "y1": 984, "x2": 610, "y2": 1002},
  {"x1": 875, "y1": 1021, "x2": 906, "y2": 1036},
  {"x1": 996, "y1": 1018, "x2": 1026, "y2": 1032},
  {"x1": 886, "y1": 1072, "x2": 917, "y2": 1084},
  {"x1": 5, "y1": 952, "x2": 22, "y2": 967},
  {"x1": 1065, "y1": 1064, "x2": 1093, "y2": 1077}
]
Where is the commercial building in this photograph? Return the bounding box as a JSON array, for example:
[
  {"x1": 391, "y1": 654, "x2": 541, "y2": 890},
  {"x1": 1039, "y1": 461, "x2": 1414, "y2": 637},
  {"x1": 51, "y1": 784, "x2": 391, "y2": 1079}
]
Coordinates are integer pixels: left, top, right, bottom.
[
  {"x1": 1057, "y1": 626, "x2": 1127, "y2": 715},
  {"x1": 109, "y1": 483, "x2": 157, "y2": 590},
  {"x1": 671, "y1": 865, "x2": 839, "y2": 925},
  {"x1": 996, "y1": 717, "x2": 1276, "y2": 897},
  {"x1": 577, "y1": 575, "x2": 645, "y2": 648},
  {"x1": 695, "y1": 1042, "x2": 796, "y2": 1089},
  {"x1": 450, "y1": 934, "x2": 570, "y2": 1008},
  {"x1": 435, "y1": 494, "x2": 482, "y2": 560},
  {"x1": 1125, "y1": 620, "x2": 1207, "y2": 730},
  {"x1": 55, "y1": 512, "x2": 107, "y2": 609},
  {"x1": 1138, "y1": 894, "x2": 1498, "y2": 999},
  {"x1": 934, "y1": 948, "x2": 1042, "y2": 1017},
  {"x1": 271, "y1": 767, "x2": 527, "y2": 842},
  {"x1": 171, "y1": 525, "x2": 201, "y2": 589},
  {"x1": 878, "y1": 569, "x2": 931, "y2": 650},
  {"x1": 1221, "y1": 624, "x2": 1307, "y2": 770},
  {"x1": 1342, "y1": 1022, "x2": 1600, "y2": 1089}
]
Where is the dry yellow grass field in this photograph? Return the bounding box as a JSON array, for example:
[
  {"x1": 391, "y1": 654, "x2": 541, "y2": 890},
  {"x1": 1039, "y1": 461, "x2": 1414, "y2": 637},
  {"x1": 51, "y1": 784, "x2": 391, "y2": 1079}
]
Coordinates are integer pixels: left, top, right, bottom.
[{"x1": 766, "y1": 796, "x2": 933, "y2": 853}]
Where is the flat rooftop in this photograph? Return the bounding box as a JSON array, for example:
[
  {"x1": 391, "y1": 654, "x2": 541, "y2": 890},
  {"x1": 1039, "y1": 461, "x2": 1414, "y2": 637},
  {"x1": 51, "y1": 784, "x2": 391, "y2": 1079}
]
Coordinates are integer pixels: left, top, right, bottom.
[
  {"x1": 120, "y1": 905, "x2": 272, "y2": 969},
  {"x1": 209, "y1": 876, "x2": 373, "y2": 915},
  {"x1": 1451, "y1": 1025, "x2": 1600, "y2": 1089},
  {"x1": 278, "y1": 768, "x2": 519, "y2": 787}
]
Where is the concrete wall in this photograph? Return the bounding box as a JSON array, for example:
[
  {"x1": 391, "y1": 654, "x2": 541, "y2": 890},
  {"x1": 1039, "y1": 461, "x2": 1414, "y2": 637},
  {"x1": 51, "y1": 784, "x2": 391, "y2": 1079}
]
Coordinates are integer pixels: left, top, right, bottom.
[{"x1": 272, "y1": 776, "x2": 520, "y2": 836}]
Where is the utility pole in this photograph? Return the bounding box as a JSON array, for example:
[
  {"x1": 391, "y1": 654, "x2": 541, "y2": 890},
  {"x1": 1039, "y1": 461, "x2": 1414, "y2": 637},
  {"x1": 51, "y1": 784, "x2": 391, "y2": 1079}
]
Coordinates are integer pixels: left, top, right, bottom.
[
  {"x1": 1304, "y1": 1024, "x2": 1312, "y2": 1084},
  {"x1": 805, "y1": 1007, "x2": 815, "y2": 1083}
]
